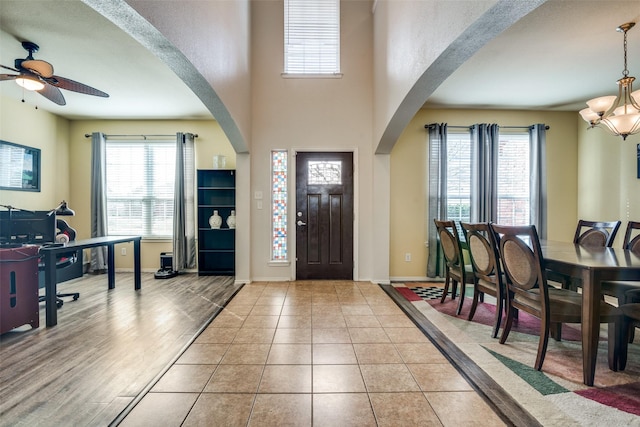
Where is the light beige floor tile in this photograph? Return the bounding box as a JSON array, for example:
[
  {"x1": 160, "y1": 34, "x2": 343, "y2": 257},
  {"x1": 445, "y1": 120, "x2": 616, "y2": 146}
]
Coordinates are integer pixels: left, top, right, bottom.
[
  {"x1": 348, "y1": 327, "x2": 391, "y2": 343},
  {"x1": 360, "y1": 364, "x2": 420, "y2": 392},
  {"x1": 151, "y1": 364, "x2": 216, "y2": 393},
  {"x1": 277, "y1": 314, "x2": 312, "y2": 328},
  {"x1": 222, "y1": 305, "x2": 254, "y2": 316},
  {"x1": 425, "y1": 391, "x2": 507, "y2": 427},
  {"x1": 384, "y1": 327, "x2": 430, "y2": 343},
  {"x1": 204, "y1": 364, "x2": 264, "y2": 393},
  {"x1": 242, "y1": 315, "x2": 280, "y2": 328},
  {"x1": 312, "y1": 305, "x2": 343, "y2": 316},
  {"x1": 313, "y1": 343, "x2": 357, "y2": 364},
  {"x1": 220, "y1": 343, "x2": 271, "y2": 364},
  {"x1": 183, "y1": 393, "x2": 254, "y2": 427},
  {"x1": 312, "y1": 328, "x2": 352, "y2": 343},
  {"x1": 376, "y1": 314, "x2": 416, "y2": 327},
  {"x1": 267, "y1": 343, "x2": 312, "y2": 364},
  {"x1": 255, "y1": 295, "x2": 286, "y2": 305},
  {"x1": 313, "y1": 393, "x2": 376, "y2": 427},
  {"x1": 341, "y1": 304, "x2": 375, "y2": 316},
  {"x1": 176, "y1": 343, "x2": 229, "y2": 364},
  {"x1": 353, "y1": 343, "x2": 403, "y2": 363},
  {"x1": 232, "y1": 327, "x2": 276, "y2": 343},
  {"x1": 344, "y1": 315, "x2": 381, "y2": 328},
  {"x1": 369, "y1": 392, "x2": 443, "y2": 427},
  {"x1": 194, "y1": 327, "x2": 239, "y2": 344},
  {"x1": 312, "y1": 314, "x2": 347, "y2": 328},
  {"x1": 248, "y1": 394, "x2": 311, "y2": 427},
  {"x1": 250, "y1": 305, "x2": 283, "y2": 315},
  {"x1": 369, "y1": 304, "x2": 404, "y2": 316},
  {"x1": 407, "y1": 363, "x2": 473, "y2": 391},
  {"x1": 210, "y1": 312, "x2": 246, "y2": 328},
  {"x1": 313, "y1": 364, "x2": 366, "y2": 392},
  {"x1": 259, "y1": 365, "x2": 312, "y2": 393},
  {"x1": 281, "y1": 304, "x2": 312, "y2": 315},
  {"x1": 119, "y1": 392, "x2": 198, "y2": 427},
  {"x1": 273, "y1": 328, "x2": 312, "y2": 343},
  {"x1": 395, "y1": 342, "x2": 448, "y2": 363}
]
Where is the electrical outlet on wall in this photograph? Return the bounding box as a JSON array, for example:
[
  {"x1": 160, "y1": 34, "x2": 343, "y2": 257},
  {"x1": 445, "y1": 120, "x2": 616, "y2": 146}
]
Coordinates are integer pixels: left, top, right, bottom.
[
  {"x1": 405, "y1": 253, "x2": 411, "y2": 262},
  {"x1": 121, "y1": 247, "x2": 126, "y2": 256}
]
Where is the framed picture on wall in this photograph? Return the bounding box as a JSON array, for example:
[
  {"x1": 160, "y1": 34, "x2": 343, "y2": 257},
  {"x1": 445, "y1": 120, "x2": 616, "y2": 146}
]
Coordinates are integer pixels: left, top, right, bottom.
[{"x1": 0, "y1": 140, "x2": 41, "y2": 191}]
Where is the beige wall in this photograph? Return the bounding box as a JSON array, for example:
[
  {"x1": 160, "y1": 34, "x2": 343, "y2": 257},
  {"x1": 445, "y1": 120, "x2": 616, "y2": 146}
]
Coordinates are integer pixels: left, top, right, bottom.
[
  {"x1": 249, "y1": 0, "x2": 376, "y2": 281},
  {"x1": 0, "y1": 97, "x2": 71, "y2": 213},
  {"x1": 577, "y1": 117, "x2": 640, "y2": 248},
  {"x1": 389, "y1": 108, "x2": 579, "y2": 280}
]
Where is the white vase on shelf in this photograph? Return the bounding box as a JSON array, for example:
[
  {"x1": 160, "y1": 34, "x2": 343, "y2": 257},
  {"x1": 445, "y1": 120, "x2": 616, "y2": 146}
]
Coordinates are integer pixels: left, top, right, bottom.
[
  {"x1": 226, "y1": 210, "x2": 236, "y2": 229},
  {"x1": 209, "y1": 210, "x2": 222, "y2": 229}
]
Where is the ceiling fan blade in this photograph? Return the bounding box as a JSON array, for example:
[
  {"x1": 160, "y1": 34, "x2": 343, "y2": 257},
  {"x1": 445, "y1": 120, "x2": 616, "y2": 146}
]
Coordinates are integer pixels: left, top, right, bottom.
[
  {"x1": 21, "y1": 59, "x2": 54, "y2": 78},
  {"x1": 0, "y1": 74, "x2": 18, "y2": 81},
  {"x1": 1, "y1": 64, "x2": 19, "y2": 73},
  {"x1": 46, "y1": 75, "x2": 109, "y2": 98},
  {"x1": 38, "y1": 84, "x2": 66, "y2": 105}
]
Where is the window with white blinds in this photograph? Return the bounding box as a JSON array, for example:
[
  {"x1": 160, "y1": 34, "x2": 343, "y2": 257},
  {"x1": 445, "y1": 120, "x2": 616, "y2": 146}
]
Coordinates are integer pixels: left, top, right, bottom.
[
  {"x1": 445, "y1": 131, "x2": 530, "y2": 225},
  {"x1": 496, "y1": 133, "x2": 530, "y2": 225},
  {"x1": 105, "y1": 141, "x2": 175, "y2": 238},
  {"x1": 446, "y1": 132, "x2": 472, "y2": 222},
  {"x1": 284, "y1": 0, "x2": 340, "y2": 75}
]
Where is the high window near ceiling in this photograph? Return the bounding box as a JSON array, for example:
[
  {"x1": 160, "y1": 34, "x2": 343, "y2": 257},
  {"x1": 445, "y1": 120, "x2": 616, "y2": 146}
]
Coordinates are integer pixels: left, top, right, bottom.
[
  {"x1": 105, "y1": 140, "x2": 175, "y2": 238},
  {"x1": 284, "y1": 0, "x2": 340, "y2": 76}
]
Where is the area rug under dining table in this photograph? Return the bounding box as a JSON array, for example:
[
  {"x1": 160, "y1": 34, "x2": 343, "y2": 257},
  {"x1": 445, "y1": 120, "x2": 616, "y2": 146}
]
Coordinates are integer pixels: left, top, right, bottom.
[{"x1": 389, "y1": 282, "x2": 640, "y2": 426}]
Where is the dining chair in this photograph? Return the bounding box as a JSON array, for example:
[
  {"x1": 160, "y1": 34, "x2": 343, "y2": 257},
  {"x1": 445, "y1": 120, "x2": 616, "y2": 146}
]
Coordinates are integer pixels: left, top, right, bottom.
[
  {"x1": 461, "y1": 222, "x2": 505, "y2": 338},
  {"x1": 490, "y1": 223, "x2": 623, "y2": 371},
  {"x1": 547, "y1": 219, "x2": 622, "y2": 291},
  {"x1": 600, "y1": 221, "x2": 640, "y2": 303},
  {"x1": 616, "y1": 288, "x2": 640, "y2": 370},
  {"x1": 434, "y1": 219, "x2": 475, "y2": 315}
]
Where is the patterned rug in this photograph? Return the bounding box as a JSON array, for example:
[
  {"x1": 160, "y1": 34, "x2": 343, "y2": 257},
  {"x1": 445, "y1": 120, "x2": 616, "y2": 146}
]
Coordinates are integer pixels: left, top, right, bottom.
[{"x1": 394, "y1": 282, "x2": 640, "y2": 426}]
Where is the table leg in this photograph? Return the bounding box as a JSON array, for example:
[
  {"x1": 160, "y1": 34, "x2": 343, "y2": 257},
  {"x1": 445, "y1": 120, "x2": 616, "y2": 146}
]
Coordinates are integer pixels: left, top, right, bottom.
[
  {"x1": 44, "y1": 251, "x2": 58, "y2": 327},
  {"x1": 134, "y1": 239, "x2": 141, "y2": 290},
  {"x1": 581, "y1": 269, "x2": 600, "y2": 386},
  {"x1": 107, "y1": 244, "x2": 115, "y2": 289}
]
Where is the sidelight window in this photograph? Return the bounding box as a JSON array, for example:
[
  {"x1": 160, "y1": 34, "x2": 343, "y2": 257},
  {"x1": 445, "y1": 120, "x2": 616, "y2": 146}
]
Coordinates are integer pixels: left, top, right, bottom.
[{"x1": 272, "y1": 150, "x2": 288, "y2": 261}]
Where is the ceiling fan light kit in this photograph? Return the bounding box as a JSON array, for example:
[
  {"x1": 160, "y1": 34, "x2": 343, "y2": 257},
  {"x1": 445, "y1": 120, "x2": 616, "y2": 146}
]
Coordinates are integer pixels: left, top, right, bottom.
[
  {"x1": 0, "y1": 41, "x2": 109, "y2": 106},
  {"x1": 580, "y1": 22, "x2": 640, "y2": 140}
]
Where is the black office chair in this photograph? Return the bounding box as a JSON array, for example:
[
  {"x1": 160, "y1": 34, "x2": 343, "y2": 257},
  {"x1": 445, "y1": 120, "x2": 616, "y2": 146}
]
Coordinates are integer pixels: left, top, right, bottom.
[{"x1": 38, "y1": 219, "x2": 81, "y2": 308}]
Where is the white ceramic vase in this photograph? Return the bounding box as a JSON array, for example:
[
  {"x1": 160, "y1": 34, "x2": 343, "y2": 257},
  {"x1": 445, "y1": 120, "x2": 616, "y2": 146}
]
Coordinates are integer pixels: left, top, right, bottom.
[
  {"x1": 209, "y1": 210, "x2": 222, "y2": 229},
  {"x1": 226, "y1": 210, "x2": 236, "y2": 229}
]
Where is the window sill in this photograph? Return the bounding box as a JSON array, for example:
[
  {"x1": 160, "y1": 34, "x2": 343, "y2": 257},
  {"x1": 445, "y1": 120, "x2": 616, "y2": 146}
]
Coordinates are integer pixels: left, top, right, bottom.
[{"x1": 268, "y1": 261, "x2": 291, "y2": 267}]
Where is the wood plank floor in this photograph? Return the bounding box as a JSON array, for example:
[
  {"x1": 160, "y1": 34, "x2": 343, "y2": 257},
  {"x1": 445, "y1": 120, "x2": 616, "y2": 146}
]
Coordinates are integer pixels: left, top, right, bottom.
[{"x1": 0, "y1": 273, "x2": 241, "y2": 427}]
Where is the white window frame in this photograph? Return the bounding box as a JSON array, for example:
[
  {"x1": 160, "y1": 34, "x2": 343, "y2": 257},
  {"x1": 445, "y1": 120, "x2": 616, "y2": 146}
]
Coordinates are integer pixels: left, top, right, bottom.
[
  {"x1": 105, "y1": 140, "x2": 175, "y2": 239},
  {"x1": 283, "y1": 0, "x2": 341, "y2": 77}
]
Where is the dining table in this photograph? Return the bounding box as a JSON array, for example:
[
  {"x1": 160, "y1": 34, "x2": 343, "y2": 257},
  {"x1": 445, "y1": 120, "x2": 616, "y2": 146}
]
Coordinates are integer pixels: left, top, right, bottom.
[{"x1": 540, "y1": 239, "x2": 640, "y2": 386}]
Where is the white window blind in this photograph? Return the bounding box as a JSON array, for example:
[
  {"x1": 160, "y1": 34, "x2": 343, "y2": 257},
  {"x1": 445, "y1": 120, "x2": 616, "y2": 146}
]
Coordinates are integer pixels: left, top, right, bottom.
[
  {"x1": 105, "y1": 141, "x2": 175, "y2": 238},
  {"x1": 497, "y1": 133, "x2": 530, "y2": 225},
  {"x1": 284, "y1": 0, "x2": 340, "y2": 75},
  {"x1": 446, "y1": 132, "x2": 472, "y2": 223}
]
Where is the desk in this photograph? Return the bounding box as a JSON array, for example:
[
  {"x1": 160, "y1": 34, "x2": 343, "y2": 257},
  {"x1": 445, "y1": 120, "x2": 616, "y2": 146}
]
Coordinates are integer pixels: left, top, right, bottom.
[
  {"x1": 541, "y1": 240, "x2": 640, "y2": 386},
  {"x1": 40, "y1": 235, "x2": 141, "y2": 327}
]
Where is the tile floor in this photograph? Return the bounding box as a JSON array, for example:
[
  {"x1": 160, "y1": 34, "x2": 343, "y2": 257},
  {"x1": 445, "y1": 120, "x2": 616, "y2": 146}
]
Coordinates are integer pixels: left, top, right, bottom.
[{"x1": 119, "y1": 281, "x2": 505, "y2": 426}]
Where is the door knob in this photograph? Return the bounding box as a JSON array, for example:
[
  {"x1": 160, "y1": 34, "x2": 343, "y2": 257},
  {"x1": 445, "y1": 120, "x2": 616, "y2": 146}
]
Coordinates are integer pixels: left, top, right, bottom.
[{"x1": 297, "y1": 220, "x2": 307, "y2": 226}]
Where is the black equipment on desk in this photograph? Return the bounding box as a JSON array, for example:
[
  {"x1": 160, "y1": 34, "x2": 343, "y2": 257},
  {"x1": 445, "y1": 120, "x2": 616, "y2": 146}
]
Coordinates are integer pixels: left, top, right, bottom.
[{"x1": 0, "y1": 208, "x2": 82, "y2": 307}]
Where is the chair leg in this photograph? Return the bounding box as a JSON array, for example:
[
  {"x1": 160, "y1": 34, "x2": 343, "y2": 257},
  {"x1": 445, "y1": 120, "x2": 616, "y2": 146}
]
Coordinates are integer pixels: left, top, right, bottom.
[
  {"x1": 451, "y1": 280, "x2": 458, "y2": 301},
  {"x1": 440, "y1": 274, "x2": 451, "y2": 304},
  {"x1": 499, "y1": 304, "x2": 515, "y2": 344},
  {"x1": 550, "y1": 323, "x2": 562, "y2": 341},
  {"x1": 456, "y1": 282, "x2": 466, "y2": 315},
  {"x1": 614, "y1": 317, "x2": 630, "y2": 371},
  {"x1": 468, "y1": 289, "x2": 480, "y2": 321},
  {"x1": 491, "y1": 294, "x2": 503, "y2": 339},
  {"x1": 534, "y1": 322, "x2": 550, "y2": 371}
]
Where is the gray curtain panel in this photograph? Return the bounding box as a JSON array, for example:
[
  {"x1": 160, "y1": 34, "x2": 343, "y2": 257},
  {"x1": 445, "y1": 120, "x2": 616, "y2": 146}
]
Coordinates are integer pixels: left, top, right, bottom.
[
  {"x1": 90, "y1": 132, "x2": 108, "y2": 273},
  {"x1": 529, "y1": 124, "x2": 547, "y2": 239},
  {"x1": 470, "y1": 123, "x2": 499, "y2": 223},
  {"x1": 426, "y1": 123, "x2": 448, "y2": 278},
  {"x1": 172, "y1": 132, "x2": 196, "y2": 272}
]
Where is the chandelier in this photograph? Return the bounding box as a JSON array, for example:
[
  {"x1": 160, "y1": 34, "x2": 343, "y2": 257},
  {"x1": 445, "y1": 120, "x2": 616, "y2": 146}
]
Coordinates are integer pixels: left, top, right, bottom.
[{"x1": 580, "y1": 22, "x2": 640, "y2": 140}]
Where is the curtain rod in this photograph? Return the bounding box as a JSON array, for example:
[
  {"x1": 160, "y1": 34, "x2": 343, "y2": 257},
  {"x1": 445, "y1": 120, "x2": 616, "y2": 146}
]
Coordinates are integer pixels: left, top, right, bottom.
[
  {"x1": 424, "y1": 124, "x2": 550, "y2": 130},
  {"x1": 84, "y1": 133, "x2": 198, "y2": 139}
]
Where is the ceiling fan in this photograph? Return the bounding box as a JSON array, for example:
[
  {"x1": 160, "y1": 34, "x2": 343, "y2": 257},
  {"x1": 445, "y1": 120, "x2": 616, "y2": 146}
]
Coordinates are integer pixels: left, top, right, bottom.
[{"x1": 0, "y1": 41, "x2": 109, "y2": 106}]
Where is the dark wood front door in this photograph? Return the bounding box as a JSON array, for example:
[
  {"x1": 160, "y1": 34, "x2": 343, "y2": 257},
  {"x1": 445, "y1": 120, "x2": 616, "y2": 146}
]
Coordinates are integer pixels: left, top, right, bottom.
[{"x1": 295, "y1": 152, "x2": 353, "y2": 280}]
